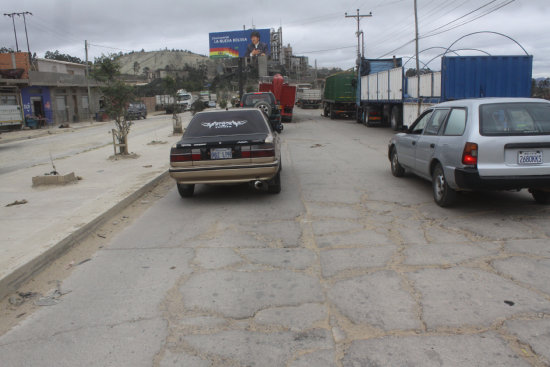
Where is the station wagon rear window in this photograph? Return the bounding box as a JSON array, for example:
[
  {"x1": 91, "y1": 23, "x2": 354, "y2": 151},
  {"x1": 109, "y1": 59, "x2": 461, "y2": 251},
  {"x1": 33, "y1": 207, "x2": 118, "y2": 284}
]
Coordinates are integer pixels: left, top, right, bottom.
[
  {"x1": 480, "y1": 103, "x2": 550, "y2": 136},
  {"x1": 185, "y1": 111, "x2": 268, "y2": 137}
]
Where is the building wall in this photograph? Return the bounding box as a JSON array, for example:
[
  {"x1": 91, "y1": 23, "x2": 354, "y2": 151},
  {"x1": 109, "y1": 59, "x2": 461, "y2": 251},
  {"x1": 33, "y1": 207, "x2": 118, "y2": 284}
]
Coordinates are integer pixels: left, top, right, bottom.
[
  {"x1": 21, "y1": 87, "x2": 54, "y2": 124},
  {"x1": 0, "y1": 52, "x2": 31, "y2": 79},
  {"x1": 36, "y1": 59, "x2": 86, "y2": 76}
]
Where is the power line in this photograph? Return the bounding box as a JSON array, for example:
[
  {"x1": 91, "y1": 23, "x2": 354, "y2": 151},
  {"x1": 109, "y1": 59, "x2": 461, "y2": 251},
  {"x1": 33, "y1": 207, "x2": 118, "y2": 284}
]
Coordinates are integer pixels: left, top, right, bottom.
[
  {"x1": 294, "y1": 45, "x2": 356, "y2": 54},
  {"x1": 421, "y1": 0, "x2": 515, "y2": 39},
  {"x1": 421, "y1": 0, "x2": 499, "y2": 38}
]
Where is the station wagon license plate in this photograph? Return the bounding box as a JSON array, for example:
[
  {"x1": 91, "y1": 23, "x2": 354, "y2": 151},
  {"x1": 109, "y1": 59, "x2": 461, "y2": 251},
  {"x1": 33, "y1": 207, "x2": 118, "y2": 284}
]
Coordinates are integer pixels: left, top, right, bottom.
[
  {"x1": 211, "y1": 148, "x2": 232, "y2": 160},
  {"x1": 518, "y1": 151, "x2": 543, "y2": 165}
]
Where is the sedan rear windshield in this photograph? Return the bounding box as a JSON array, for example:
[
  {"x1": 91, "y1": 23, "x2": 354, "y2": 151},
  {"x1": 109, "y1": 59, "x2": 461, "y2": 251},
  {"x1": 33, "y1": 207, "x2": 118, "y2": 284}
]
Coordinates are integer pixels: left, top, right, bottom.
[
  {"x1": 480, "y1": 102, "x2": 550, "y2": 136},
  {"x1": 184, "y1": 111, "x2": 268, "y2": 137}
]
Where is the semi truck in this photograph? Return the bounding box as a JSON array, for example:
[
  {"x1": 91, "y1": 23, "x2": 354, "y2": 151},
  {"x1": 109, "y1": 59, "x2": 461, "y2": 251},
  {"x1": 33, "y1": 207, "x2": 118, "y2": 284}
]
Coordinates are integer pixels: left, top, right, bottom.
[
  {"x1": 322, "y1": 72, "x2": 356, "y2": 119},
  {"x1": 296, "y1": 88, "x2": 322, "y2": 109},
  {"x1": 259, "y1": 74, "x2": 297, "y2": 122},
  {"x1": 357, "y1": 55, "x2": 533, "y2": 130}
]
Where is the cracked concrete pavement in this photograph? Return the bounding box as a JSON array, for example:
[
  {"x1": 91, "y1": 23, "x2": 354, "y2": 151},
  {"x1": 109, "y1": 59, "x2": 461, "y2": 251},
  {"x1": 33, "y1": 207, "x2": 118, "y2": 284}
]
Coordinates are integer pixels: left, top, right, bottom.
[{"x1": 1, "y1": 108, "x2": 550, "y2": 366}]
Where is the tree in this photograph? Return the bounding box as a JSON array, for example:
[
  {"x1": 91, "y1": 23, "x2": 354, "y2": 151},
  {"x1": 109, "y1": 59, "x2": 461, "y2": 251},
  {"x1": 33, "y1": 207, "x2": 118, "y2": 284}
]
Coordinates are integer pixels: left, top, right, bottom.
[
  {"x1": 92, "y1": 54, "x2": 135, "y2": 155},
  {"x1": 133, "y1": 61, "x2": 140, "y2": 75},
  {"x1": 44, "y1": 50, "x2": 84, "y2": 64},
  {"x1": 0, "y1": 47, "x2": 15, "y2": 53}
]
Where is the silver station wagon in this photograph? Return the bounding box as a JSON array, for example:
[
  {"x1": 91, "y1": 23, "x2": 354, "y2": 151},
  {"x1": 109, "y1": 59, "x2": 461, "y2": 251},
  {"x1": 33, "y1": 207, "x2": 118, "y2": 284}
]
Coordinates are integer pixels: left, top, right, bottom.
[{"x1": 388, "y1": 98, "x2": 550, "y2": 207}]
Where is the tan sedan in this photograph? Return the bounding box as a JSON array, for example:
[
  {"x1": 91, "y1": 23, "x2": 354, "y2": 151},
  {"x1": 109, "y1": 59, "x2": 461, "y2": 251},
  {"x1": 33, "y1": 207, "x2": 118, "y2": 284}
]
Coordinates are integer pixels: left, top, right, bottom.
[{"x1": 169, "y1": 109, "x2": 281, "y2": 197}]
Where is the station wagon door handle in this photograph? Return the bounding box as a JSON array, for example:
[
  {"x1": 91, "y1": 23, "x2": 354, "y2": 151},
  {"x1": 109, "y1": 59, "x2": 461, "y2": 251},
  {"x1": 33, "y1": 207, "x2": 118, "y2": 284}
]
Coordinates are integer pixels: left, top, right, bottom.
[{"x1": 430, "y1": 143, "x2": 435, "y2": 148}]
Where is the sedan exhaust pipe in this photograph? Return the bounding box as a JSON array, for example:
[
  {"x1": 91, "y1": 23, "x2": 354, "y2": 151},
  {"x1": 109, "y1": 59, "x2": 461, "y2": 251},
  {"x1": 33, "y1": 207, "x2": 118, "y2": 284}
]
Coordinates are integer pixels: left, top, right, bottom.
[{"x1": 254, "y1": 180, "x2": 264, "y2": 190}]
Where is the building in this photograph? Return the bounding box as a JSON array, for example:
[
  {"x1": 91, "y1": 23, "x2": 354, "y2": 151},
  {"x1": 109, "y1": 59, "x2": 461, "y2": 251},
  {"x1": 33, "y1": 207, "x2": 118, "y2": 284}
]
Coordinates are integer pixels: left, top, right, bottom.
[{"x1": 0, "y1": 52, "x2": 101, "y2": 128}]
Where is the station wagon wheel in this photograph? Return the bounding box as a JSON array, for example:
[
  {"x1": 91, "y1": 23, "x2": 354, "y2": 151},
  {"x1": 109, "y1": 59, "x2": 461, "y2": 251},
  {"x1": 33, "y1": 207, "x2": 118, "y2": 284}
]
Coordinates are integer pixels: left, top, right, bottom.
[
  {"x1": 432, "y1": 163, "x2": 456, "y2": 207},
  {"x1": 177, "y1": 183, "x2": 195, "y2": 198},
  {"x1": 529, "y1": 189, "x2": 550, "y2": 204},
  {"x1": 390, "y1": 147, "x2": 405, "y2": 177}
]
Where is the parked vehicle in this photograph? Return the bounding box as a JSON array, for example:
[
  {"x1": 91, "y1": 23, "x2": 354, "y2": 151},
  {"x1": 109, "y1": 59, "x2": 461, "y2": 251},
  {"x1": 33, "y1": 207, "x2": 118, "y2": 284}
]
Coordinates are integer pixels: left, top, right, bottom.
[
  {"x1": 0, "y1": 104, "x2": 23, "y2": 130},
  {"x1": 358, "y1": 55, "x2": 533, "y2": 130},
  {"x1": 241, "y1": 91, "x2": 283, "y2": 133},
  {"x1": 169, "y1": 109, "x2": 282, "y2": 197},
  {"x1": 258, "y1": 74, "x2": 296, "y2": 122},
  {"x1": 199, "y1": 91, "x2": 210, "y2": 107},
  {"x1": 207, "y1": 100, "x2": 216, "y2": 108},
  {"x1": 388, "y1": 98, "x2": 550, "y2": 207},
  {"x1": 126, "y1": 102, "x2": 147, "y2": 120},
  {"x1": 296, "y1": 88, "x2": 322, "y2": 109},
  {"x1": 155, "y1": 95, "x2": 174, "y2": 111},
  {"x1": 322, "y1": 72, "x2": 356, "y2": 119}
]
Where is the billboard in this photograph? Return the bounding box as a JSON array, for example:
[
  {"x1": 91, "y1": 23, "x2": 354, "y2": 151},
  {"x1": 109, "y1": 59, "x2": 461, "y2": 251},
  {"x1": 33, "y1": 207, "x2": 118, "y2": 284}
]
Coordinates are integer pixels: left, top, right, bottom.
[{"x1": 209, "y1": 29, "x2": 271, "y2": 59}]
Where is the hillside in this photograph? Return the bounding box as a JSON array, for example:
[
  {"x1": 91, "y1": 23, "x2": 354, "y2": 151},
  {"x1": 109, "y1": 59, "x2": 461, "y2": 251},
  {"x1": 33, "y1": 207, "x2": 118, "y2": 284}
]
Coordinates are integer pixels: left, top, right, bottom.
[{"x1": 117, "y1": 50, "x2": 212, "y2": 75}]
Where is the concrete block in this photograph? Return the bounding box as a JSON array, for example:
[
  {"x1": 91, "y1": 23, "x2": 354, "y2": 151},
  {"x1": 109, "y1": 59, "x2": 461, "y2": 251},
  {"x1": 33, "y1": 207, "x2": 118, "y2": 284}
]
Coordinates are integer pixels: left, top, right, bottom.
[{"x1": 32, "y1": 172, "x2": 77, "y2": 186}]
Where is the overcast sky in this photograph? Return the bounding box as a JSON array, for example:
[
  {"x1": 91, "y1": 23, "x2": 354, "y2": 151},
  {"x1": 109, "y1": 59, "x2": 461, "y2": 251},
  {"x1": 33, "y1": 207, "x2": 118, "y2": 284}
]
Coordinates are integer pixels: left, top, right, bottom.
[{"x1": 2, "y1": 0, "x2": 549, "y2": 77}]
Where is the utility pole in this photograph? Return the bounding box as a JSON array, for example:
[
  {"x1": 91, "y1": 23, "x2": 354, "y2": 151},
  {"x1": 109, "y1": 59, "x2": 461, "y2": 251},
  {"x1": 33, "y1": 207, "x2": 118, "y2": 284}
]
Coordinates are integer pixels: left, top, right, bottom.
[
  {"x1": 21, "y1": 12, "x2": 32, "y2": 56},
  {"x1": 3, "y1": 13, "x2": 20, "y2": 51},
  {"x1": 345, "y1": 9, "x2": 372, "y2": 68},
  {"x1": 414, "y1": 0, "x2": 421, "y2": 116},
  {"x1": 85, "y1": 40, "x2": 93, "y2": 119}
]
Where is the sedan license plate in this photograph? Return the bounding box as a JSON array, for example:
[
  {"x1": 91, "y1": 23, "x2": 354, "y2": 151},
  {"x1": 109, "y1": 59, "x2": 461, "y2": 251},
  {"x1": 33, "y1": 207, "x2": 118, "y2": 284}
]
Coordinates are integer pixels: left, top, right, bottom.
[
  {"x1": 211, "y1": 148, "x2": 232, "y2": 160},
  {"x1": 518, "y1": 151, "x2": 543, "y2": 165}
]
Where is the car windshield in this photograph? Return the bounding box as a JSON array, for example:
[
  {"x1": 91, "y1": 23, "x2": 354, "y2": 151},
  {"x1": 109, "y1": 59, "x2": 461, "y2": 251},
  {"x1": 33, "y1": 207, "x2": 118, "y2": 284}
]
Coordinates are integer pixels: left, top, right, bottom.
[
  {"x1": 480, "y1": 102, "x2": 550, "y2": 135},
  {"x1": 242, "y1": 94, "x2": 274, "y2": 106},
  {"x1": 184, "y1": 111, "x2": 269, "y2": 137}
]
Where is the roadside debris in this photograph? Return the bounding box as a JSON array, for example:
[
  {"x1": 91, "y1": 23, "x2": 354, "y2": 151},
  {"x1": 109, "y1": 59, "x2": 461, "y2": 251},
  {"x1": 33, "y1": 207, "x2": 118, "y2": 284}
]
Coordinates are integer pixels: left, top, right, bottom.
[
  {"x1": 147, "y1": 140, "x2": 167, "y2": 145},
  {"x1": 6, "y1": 199, "x2": 28, "y2": 207},
  {"x1": 34, "y1": 282, "x2": 71, "y2": 307}
]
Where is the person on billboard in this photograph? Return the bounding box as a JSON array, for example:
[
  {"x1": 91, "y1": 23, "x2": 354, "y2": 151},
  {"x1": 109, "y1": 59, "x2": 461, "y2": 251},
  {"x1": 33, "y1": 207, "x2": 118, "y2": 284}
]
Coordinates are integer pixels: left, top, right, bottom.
[{"x1": 245, "y1": 31, "x2": 269, "y2": 57}]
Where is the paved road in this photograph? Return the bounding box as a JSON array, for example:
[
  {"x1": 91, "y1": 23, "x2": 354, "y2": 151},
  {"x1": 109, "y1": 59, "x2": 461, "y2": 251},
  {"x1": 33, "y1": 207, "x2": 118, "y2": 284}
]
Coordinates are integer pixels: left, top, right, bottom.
[{"x1": 1, "y1": 108, "x2": 550, "y2": 366}]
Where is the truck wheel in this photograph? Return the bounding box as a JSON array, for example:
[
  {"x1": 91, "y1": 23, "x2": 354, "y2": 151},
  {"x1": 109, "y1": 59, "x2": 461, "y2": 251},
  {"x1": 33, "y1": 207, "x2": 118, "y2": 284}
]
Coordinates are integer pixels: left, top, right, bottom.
[
  {"x1": 323, "y1": 105, "x2": 329, "y2": 117},
  {"x1": 529, "y1": 189, "x2": 550, "y2": 204},
  {"x1": 390, "y1": 106, "x2": 402, "y2": 131},
  {"x1": 330, "y1": 105, "x2": 335, "y2": 119},
  {"x1": 356, "y1": 107, "x2": 363, "y2": 123},
  {"x1": 177, "y1": 183, "x2": 195, "y2": 198},
  {"x1": 432, "y1": 164, "x2": 456, "y2": 207}
]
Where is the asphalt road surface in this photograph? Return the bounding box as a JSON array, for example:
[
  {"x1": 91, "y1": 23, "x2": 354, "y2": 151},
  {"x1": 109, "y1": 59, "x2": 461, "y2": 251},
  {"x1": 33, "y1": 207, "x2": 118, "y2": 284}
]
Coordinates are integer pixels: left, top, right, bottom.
[{"x1": 1, "y1": 108, "x2": 550, "y2": 366}]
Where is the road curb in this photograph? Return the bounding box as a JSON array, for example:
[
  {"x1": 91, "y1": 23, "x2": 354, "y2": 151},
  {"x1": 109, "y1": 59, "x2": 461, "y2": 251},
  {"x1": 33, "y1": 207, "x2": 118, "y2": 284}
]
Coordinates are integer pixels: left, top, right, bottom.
[{"x1": 0, "y1": 170, "x2": 170, "y2": 301}]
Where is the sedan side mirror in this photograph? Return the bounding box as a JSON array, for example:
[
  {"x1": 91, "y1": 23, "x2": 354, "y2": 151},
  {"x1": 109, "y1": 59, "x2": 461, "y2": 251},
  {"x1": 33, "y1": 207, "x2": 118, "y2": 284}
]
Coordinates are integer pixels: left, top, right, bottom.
[{"x1": 399, "y1": 125, "x2": 409, "y2": 132}]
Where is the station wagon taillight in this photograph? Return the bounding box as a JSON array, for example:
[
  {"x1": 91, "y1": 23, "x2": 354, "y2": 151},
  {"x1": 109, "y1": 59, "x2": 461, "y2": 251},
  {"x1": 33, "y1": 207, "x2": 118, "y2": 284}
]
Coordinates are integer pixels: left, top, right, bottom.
[{"x1": 462, "y1": 142, "x2": 478, "y2": 165}]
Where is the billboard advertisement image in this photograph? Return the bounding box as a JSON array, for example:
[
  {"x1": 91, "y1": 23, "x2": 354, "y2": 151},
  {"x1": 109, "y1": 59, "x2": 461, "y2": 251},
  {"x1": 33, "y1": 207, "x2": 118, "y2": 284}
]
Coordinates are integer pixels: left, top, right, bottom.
[{"x1": 209, "y1": 29, "x2": 271, "y2": 59}]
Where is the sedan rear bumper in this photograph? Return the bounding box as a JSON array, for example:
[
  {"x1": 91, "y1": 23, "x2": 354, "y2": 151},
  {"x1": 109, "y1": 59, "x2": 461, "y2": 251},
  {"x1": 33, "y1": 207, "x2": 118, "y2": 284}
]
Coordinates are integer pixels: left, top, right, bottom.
[
  {"x1": 454, "y1": 167, "x2": 550, "y2": 190},
  {"x1": 169, "y1": 161, "x2": 279, "y2": 184}
]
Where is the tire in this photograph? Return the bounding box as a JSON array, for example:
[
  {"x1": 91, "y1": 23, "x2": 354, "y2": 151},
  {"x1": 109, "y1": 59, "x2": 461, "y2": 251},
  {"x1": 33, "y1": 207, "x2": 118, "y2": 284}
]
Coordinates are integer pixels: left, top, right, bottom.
[
  {"x1": 530, "y1": 189, "x2": 550, "y2": 204},
  {"x1": 329, "y1": 105, "x2": 335, "y2": 119},
  {"x1": 390, "y1": 147, "x2": 405, "y2": 177},
  {"x1": 323, "y1": 104, "x2": 329, "y2": 117},
  {"x1": 267, "y1": 169, "x2": 281, "y2": 194},
  {"x1": 356, "y1": 107, "x2": 363, "y2": 124},
  {"x1": 177, "y1": 183, "x2": 195, "y2": 198},
  {"x1": 254, "y1": 101, "x2": 272, "y2": 117},
  {"x1": 390, "y1": 106, "x2": 402, "y2": 131},
  {"x1": 432, "y1": 164, "x2": 456, "y2": 207}
]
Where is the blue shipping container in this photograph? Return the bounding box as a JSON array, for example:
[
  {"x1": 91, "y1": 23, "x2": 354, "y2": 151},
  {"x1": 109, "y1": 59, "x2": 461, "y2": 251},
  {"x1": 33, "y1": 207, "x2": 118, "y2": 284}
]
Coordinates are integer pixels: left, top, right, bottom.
[{"x1": 441, "y1": 55, "x2": 532, "y2": 101}]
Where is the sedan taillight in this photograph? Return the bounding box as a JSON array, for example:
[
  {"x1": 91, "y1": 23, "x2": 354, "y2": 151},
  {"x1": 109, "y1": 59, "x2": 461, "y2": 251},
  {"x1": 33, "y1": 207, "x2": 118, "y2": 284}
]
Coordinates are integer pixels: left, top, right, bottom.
[
  {"x1": 170, "y1": 148, "x2": 202, "y2": 162},
  {"x1": 462, "y1": 142, "x2": 478, "y2": 165},
  {"x1": 241, "y1": 144, "x2": 275, "y2": 158}
]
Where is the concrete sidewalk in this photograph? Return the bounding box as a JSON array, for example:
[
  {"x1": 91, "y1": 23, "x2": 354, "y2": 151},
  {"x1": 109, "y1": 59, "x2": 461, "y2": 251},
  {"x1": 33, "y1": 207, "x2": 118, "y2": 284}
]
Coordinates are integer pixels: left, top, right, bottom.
[{"x1": 0, "y1": 113, "x2": 190, "y2": 300}]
